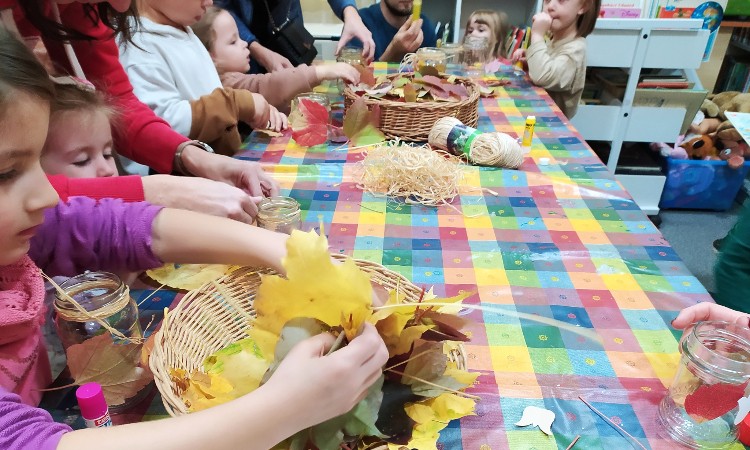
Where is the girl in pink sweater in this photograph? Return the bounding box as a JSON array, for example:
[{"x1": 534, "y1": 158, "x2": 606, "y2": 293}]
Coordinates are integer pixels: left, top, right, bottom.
[{"x1": 0, "y1": 26, "x2": 387, "y2": 450}]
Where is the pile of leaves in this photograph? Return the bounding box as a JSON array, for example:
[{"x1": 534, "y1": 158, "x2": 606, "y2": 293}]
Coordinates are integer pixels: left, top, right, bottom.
[
  {"x1": 289, "y1": 97, "x2": 386, "y2": 148},
  {"x1": 349, "y1": 71, "x2": 471, "y2": 104},
  {"x1": 169, "y1": 230, "x2": 478, "y2": 450}
]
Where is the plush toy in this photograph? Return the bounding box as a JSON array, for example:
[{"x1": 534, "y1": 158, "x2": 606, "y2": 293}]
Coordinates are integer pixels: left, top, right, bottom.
[
  {"x1": 687, "y1": 91, "x2": 750, "y2": 168},
  {"x1": 680, "y1": 134, "x2": 718, "y2": 160}
]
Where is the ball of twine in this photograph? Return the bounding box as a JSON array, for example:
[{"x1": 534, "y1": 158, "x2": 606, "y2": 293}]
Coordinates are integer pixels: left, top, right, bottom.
[
  {"x1": 428, "y1": 117, "x2": 524, "y2": 169},
  {"x1": 356, "y1": 142, "x2": 463, "y2": 207}
]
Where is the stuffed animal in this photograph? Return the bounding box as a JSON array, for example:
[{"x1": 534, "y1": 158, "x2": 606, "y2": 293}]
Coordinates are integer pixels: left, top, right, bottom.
[
  {"x1": 680, "y1": 134, "x2": 718, "y2": 160},
  {"x1": 687, "y1": 91, "x2": 750, "y2": 167}
]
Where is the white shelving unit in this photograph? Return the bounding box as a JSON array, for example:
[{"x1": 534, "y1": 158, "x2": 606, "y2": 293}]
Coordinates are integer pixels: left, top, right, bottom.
[{"x1": 570, "y1": 19, "x2": 709, "y2": 215}]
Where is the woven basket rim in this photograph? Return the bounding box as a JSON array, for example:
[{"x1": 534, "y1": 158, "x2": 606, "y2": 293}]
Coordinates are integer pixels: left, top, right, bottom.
[
  {"x1": 343, "y1": 72, "x2": 480, "y2": 110},
  {"x1": 149, "y1": 255, "x2": 466, "y2": 419}
]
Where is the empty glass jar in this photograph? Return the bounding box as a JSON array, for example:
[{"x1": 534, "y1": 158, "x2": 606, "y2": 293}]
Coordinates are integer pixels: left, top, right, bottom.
[
  {"x1": 415, "y1": 47, "x2": 447, "y2": 73},
  {"x1": 256, "y1": 196, "x2": 302, "y2": 234},
  {"x1": 337, "y1": 47, "x2": 364, "y2": 66},
  {"x1": 462, "y1": 36, "x2": 490, "y2": 77},
  {"x1": 440, "y1": 42, "x2": 463, "y2": 65},
  {"x1": 657, "y1": 321, "x2": 750, "y2": 449}
]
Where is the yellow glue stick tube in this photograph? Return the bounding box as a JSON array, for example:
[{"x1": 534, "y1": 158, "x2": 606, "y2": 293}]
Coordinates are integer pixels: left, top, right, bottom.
[
  {"x1": 522, "y1": 115, "x2": 536, "y2": 147},
  {"x1": 412, "y1": 0, "x2": 422, "y2": 21}
]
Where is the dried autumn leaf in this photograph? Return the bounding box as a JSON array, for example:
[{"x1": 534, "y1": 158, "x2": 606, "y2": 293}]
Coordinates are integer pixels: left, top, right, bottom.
[
  {"x1": 343, "y1": 97, "x2": 386, "y2": 147},
  {"x1": 292, "y1": 124, "x2": 328, "y2": 147},
  {"x1": 66, "y1": 333, "x2": 152, "y2": 406},
  {"x1": 255, "y1": 128, "x2": 283, "y2": 138},
  {"x1": 249, "y1": 229, "x2": 374, "y2": 358},
  {"x1": 404, "y1": 83, "x2": 417, "y2": 103},
  {"x1": 392, "y1": 77, "x2": 409, "y2": 88},
  {"x1": 352, "y1": 64, "x2": 376, "y2": 86},
  {"x1": 290, "y1": 98, "x2": 330, "y2": 147},
  {"x1": 396, "y1": 393, "x2": 476, "y2": 450},
  {"x1": 417, "y1": 65, "x2": 440, "y2": 77},
  {"x1": 146, "y1": 264, "x2": 239, "y2": 290}
]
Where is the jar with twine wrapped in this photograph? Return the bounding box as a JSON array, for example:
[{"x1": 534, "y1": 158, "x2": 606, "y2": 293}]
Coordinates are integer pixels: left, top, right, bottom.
[{"x1": 428, "y1": 117, "x2": 524, "y2": 169}]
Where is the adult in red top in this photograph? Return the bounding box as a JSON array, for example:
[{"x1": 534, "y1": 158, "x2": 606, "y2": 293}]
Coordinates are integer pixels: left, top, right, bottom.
[{"x1": 1, "y1": 0, "x2": 278, "y2": 223}]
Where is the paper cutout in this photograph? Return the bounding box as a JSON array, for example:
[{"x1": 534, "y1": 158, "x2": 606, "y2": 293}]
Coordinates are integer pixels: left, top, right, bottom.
[
  {"x1": 515, "y1": 405, "x2": 556, "y2": 435},
  {"x1": 736, "y1": 395, "x2": 750, "y2": 426}
]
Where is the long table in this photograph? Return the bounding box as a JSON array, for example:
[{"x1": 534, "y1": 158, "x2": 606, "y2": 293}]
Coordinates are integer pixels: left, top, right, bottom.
[{"x1": 45, "y1": 64, "x2": 725, "y2": 450}]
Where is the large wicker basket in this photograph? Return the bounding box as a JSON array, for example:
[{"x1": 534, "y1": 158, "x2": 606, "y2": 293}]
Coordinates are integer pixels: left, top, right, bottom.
[
  {"x1": 150, "y1": 255, "x2": 466, "y2": 420},
  {"x1": 343, "y1": 73, "x2": 480, "y2": 142}
]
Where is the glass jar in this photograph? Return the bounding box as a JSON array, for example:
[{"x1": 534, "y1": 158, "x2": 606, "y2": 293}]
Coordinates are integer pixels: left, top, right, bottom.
[
  {"x1": 337, "y1": 47, "x2": 364, "y2": 66},
  {"x1": 415, "y1": 47, "x2": 447, "y2": 73},
  {"x1": 462, "y1": 36, "x2": 490, "y2": 78},
  {"x1": 290, "y1": 92, "x2": 332, "y2": 141},
  {"x1": 256, "y1": 196, "x2": 302, "y2": 234},
  {"x1": 440, "y1": 42, "x2": 463, "y2": 65},
  {"x1": 657, "y1": 321, "x2": 750, "y2": 449},
  {"x1": 55, "y1": 272, "x2": 141, "y2": 350}
]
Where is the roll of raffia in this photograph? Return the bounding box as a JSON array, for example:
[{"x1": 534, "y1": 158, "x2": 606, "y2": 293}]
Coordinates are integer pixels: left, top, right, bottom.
[{"x1": 428, "y1": 117, "x2": 524, "y2": 169}]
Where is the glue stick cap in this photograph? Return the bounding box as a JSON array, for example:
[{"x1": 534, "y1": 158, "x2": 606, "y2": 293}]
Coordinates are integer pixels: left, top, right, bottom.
[
  {"x1": 76, "y1": 382, "x2": 108, "y2": 420},
  {"x1": 526, "y1": 115, "x2": 536, "y2": 124},
  {"x1": 739, "y1": 412, "x2": 750, "y2": 446}
]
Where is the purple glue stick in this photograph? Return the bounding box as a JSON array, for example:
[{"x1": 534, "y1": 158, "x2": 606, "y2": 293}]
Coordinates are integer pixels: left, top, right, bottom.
[{"x1": 76, "y1": 382, "x2": 113, "y2": 428}]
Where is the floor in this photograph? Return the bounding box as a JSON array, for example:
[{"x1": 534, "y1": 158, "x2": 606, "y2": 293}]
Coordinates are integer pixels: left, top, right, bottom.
[{"x1": 656, "y1": 199, "x2": 744, "y2": 294}]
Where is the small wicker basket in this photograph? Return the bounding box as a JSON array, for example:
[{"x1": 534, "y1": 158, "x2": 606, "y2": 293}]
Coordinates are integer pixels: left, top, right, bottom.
[
  {"x1": 150, "y1": 255, "x2": 466, "y2": 420},
  {"x1": 343, "y1": 73, "x2": 480, "y2": 142}
]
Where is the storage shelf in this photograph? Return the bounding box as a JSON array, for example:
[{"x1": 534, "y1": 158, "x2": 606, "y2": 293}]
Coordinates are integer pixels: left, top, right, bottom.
[{"x1": 730, "y1": 39, "x2": 750, "y2": 53}]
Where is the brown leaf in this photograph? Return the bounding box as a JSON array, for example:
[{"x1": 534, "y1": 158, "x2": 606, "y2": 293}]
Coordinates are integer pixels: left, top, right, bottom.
[
  {"x1": 353, "y1": 64, "x2": 376, "y2": 86},
  {"x1": 417, "y1": 65, "x2": 440, "y2": 77},
  {"x1": 66, "y1": 333, "x2": 152, "y2": 406},
  {"x1": 255, "y1": 128, "x2": 283, "y2": 138},
  {"x1": 404, "y1": 83, "x2": 417, "y2": 103}
]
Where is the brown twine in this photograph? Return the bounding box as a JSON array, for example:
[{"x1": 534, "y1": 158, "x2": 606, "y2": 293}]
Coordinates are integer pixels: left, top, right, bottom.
[
  {"x1": 428, "y1": 117, "x2": 524, "y2": 169},
  {"x1": 44, "y1": 273, "x2": 142, "y2": 344},
  {"x1": 355, "y1": 142, "x2": 463, "y2": 207}
]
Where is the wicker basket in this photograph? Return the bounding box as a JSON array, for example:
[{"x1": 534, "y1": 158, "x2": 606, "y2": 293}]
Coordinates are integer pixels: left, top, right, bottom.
[
  {"x1": 150, "y1": 255, "x2": 465, "y2": 419},
  {"x1": 343, "y1": 73, "x2": 480, "y2": 142}
]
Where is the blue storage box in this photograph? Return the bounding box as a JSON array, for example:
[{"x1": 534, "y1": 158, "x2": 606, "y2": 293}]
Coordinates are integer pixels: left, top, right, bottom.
[{"x1": 659, "y1": 157, "x2": 750, "y2": 211}]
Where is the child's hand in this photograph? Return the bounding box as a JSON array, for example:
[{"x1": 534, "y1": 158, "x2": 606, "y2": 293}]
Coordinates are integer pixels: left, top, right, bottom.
[
  {"x1": 672, "y1": 303, "x2": 750, "y2": 330},
  {"x1": 511, "y1": 48, "x2": 526, "y2": 65},
  {"x1": 267, "y1": 105, "x2": 288, "y2": 132},
  {"x1": 248, "y1": 93, "x2": 272, "y2": 129},
  {"x1": 531, "y1": 12, "x2": 552, "y2": 37},
  {"x1": 315, "y1": 62, "x2": 361, "y2": 85},
  {"x1": 264, "y1": 323, "x2": 388, "y2": 430}
]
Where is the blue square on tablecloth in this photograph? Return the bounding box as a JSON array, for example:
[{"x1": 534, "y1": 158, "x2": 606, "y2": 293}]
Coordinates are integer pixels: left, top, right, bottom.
[
  {"x1": 537, "y1": 272, "x2": 575, "y2": 289},
  {"x1": 644, "y1": 245, "x2": 680, "y2": 261},
  {"x1": 413, "y1": 238, "x2": 442, "y2": 250},
  {"x1": 566, "y1": 349, "x2": 616, "y2": 377},
  {"x1": 585, "y1": 401, "x2": 647, "y2": 439},
  {"x1": 621, "y1": 309, "x2": 671, "y2": 331},
  {"x1": 550, "y1": 305, "x2": 593, "y2": 328},
  {"x1": 481, "y1": 304, "x2": 522, "y2": 325},
  {"x1": 411, "y1": 266, "x2": 444, "y2": 284},
  {"x1": 411, "y1": 249, "x2": 443, "y2": 268},
  {"x1": 354, "y1": 236, "x2": 384, "y2": 250},
  {"x1": 313, "y1": 190, "x2": 338, "y2": 201}
]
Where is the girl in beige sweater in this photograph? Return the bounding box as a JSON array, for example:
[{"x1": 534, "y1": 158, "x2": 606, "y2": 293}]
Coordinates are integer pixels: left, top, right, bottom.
[
  {"x1": 511, "y1": 0, "x2": 601, "y2": 118},
  {"x1": 192, "y1": 7, "x2": 360, "y2": 115}
]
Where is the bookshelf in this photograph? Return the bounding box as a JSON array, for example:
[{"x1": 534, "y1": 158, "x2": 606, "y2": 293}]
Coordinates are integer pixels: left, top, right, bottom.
[
  {"x1": 570, "y1": 19, "x2": 709, "y2": 216},
  {"x1": 715, "y1": 24, "x2": 750, "y2": 93}
]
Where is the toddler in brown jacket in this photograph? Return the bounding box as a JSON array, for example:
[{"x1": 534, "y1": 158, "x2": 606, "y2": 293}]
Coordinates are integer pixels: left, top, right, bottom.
[{"x1": 192, "y1": 7, "x2": 361, "y2": 115}]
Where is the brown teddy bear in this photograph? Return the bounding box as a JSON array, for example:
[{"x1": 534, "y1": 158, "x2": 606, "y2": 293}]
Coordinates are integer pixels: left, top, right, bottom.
[{"x1": 688, "y1": 91, "x2": 750, "y2": 167}]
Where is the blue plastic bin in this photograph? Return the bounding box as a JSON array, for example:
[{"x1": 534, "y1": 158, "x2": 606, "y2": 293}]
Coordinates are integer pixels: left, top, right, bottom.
[{"x1": 659, "y1": 158, "x2": 750, "y2": 211}]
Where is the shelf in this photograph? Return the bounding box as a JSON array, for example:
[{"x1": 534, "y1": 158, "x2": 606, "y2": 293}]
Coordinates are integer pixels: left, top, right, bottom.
[
  {"x1": 572, "y1": 105, "x2": 687, "y2": 143},
  {"x1": 722, "y1": 20, "x2": 750, "y2": 28},
  {"x1": 730, "y1": 39, "x2": 750, "y2": 53}
]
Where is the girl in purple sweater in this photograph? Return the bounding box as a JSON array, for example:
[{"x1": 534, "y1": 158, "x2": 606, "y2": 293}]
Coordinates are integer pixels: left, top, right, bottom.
[{"x1": 0, "y1": 27, "x2": 387, "y2": 450}]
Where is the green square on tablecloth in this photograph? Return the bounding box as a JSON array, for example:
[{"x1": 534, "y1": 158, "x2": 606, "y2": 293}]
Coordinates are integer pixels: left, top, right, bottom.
[
  {"x1": 472, "y1": 251, "x2": 504, "y2": 269},
  {"x1": 624, "y1": 260, "x2": 660, "y2": 276},
  {"x1": 632, "y1": 274, "x2": 673, "y2": 292},
  {"x1": 522, "y1": 326, "x2": 565, "y2": 349},
  {"x1": 502, "y1": 253, "x2": 534, "y2": 271},
  {"x1": 487, "y1": 205, "x2": 515, "y2": 217},
  {"x1": 632, "y1": 329, "x2": 678, "y2": 354},
  {"x1": 486, "y1": 323, "x2": 527, "y2": 347},
  {"x1": 528, "y1": 348, "x2": 574, "y2": 374},
  {"x1": 491, "y1": 216, "x2": 520, "y2": 229},
  {"x1": 598, "y1": 221, "x2": 628, "y2": 233},
  {"x1": 351, "y1": 249, "x2": 383, "y2": 264},
  {"x1": 504, "y1": 430, "x2": 559, "y2": 449},
  {"x1": 507, "y1": 270, "x2": 541, "y2": 287}
]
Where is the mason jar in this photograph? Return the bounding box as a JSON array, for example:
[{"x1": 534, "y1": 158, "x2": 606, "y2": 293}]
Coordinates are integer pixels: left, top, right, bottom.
[
  {"x1": 415, "y1": 47, "x2": 447, "y2": 74},
  {"x1": 337, "y1": 47, "x2": 364, "y2": 66},
  {"x1": 54, "y1": 271, "x2": 141, "y2": 350},
  {"x1": 462, "y1": 36, "x2": 490, "y2": 77},
  {"x1": 440, "y1": 42, "x2": 463, "y2": 65},
  {"x1": 657, "y1": 321, "x2": 750, "y2": 449},
  {"x1": 256, "y1": 196, "x2": 302, "y2": 234}
]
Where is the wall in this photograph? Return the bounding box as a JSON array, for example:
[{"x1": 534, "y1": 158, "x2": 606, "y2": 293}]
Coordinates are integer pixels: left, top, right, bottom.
[{"x1": 696, "y1": 26, "x2": 733, "y2": 92}]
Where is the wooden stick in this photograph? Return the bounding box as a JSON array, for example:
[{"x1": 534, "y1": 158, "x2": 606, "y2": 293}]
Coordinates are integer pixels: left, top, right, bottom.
[
  {"x1": 579, "y1": 396, "x2": 647, "y2": 450},
  {"x1": 565, "y1": 435, "x2": 581, "y2": 450},
  {"x1": 387, "y1": 369, "x2": 480, "y2": 400}
]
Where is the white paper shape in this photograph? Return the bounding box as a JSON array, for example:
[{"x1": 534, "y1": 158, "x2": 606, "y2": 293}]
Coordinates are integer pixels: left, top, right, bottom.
[
  {"x1": 735, "y1": 395, "x2": 750, "y2": 426},
  {"x1": 515, "y1": 405, "x2": 556, "y2": 435}
]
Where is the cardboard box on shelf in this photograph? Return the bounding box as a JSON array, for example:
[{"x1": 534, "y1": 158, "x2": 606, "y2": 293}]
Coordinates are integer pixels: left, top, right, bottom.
[{"x1": 632, "y1": 88, "x2": 708, "y2": 134}]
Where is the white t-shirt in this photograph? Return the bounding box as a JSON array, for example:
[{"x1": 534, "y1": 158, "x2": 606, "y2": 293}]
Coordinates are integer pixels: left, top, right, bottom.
[{"x1": 118, "y1": 17, "x2": 222, "y2": 137}]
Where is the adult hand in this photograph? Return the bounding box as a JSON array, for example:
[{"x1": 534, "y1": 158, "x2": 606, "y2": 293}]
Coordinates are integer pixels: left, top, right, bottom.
[
  {"x1": 142, "y1": 174, "x2": 260, "y2": 223},
  {"x1": 531, "y1": 12, "x2": 552, "y2": 39},
  {"x1": 250, "y1": 42, "x2": 294, "y2": 72},
  {"x1": 179, "y1": 145, "x2": 280, "y2": 198},
  {"x1": 337, "y1": 6, "x2": 375, "y2": 63},
  {"x1": 380, "y1": 18, "x2": 423, "y2": 62},
  {"x1": 265, "y1": 323, "x2": 388, "y2": 430},
  {"x1": 315, "y1": 62, "x2": 360, "y2": 84},
  {"x1": 672, "y1": 303, "x2": 750, "y2": 329}
]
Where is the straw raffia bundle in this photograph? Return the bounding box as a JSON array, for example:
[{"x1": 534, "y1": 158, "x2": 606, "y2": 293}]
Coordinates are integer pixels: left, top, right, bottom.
[{"x1": 428, "y1": 117, "x2": 524, "y2": 169}]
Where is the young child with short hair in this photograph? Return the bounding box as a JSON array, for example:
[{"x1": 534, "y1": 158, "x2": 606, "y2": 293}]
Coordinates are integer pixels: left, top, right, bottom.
[
  {"x1": 463, "y1": 10, "x2": 510, "y2": 63},
  {"x1": 41, "y1": 80, "x2": 119, "y2": 179},
  {"x1": 0, "y1": 28, "x2": 387, "y2": 450},
  {"x1": 118, "y1": 0, "x2": 287, "y2": 156},
  {"x1": 511, "y1": 0, "x2": 601, "y2": 118},
  {"x1": 192, "y1": 6, "x2": 360, "y2": 115}
]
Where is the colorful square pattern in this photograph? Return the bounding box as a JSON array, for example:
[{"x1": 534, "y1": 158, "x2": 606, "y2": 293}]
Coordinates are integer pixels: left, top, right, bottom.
[{"x1": 45, "y1": 65, "x2": 730, "y2": 449}]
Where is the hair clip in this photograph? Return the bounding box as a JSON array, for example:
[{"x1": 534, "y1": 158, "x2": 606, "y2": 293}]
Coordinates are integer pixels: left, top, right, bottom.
[{"x1": 50, "y1": 75, "x2": 96, "y2": 92}]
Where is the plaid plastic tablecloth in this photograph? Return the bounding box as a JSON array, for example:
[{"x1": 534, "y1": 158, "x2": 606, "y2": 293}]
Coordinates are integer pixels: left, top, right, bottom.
[{"x1": 45, "y1": 64, "x2": 727, "y2": 449}]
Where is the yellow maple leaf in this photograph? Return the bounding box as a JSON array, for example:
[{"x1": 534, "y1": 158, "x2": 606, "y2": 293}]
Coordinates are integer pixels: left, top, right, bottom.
[
  {"x1": 250, "y1": 229, "x2": 373, "y2": 358},
  {"x1": 147, "y1": 264, "x2": 239, "y2": 290},
  {"x1": 392, "y1": 393, "x2": 476, "y2": 450}
]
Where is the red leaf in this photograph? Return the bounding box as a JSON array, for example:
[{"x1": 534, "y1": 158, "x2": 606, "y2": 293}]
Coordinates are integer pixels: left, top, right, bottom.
[
  {"x1": 684, "y1": 382, "x2": 748, "y2": 422},
  {"x1": 414, "y1": 75, "x2": 445, "y2": 90},
  {"x1": 299, "y1": 98, "x2": 329, "y2": 126},
  {"x1": 353, "y1": 64, "x2": 376, "y2": 86},
  {"x1": 292, "y1": 124, "x2": 328, "y2": 147}
]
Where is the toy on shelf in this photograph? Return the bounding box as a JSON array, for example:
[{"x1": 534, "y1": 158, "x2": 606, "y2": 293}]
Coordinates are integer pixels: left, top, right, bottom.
[{"x1": 687, "y1": 91, "x2": 750, "y2": 169}]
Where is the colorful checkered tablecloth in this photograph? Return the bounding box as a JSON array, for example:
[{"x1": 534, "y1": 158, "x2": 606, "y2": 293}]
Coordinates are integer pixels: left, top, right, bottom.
[{"x1": 44, "y1": 64, "x2": 730, "y2": 450}]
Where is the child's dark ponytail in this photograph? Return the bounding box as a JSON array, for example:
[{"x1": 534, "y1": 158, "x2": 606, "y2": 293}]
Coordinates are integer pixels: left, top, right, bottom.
[{"x1": 0, "y1": 27, "x2": 54, "y2": 112}]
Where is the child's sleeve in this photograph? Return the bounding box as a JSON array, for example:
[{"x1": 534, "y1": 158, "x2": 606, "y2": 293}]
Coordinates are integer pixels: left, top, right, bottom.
[
  {"x1": 0, "y1": 388, "x2": 71, "y2": 450},
  {"x1": 220, "y1": 66, "x2": 318, "y2": 114},
  {"x1": 525, "y1": 40, "x2": 584, "y2": 92},
  {"x1": 28, "y1": 198, "x2": 165, "y2": 278},
  {"x1": 189, "y1": 87, "x2": 256, "y2": 149},
  {"x1": 47, "y1": 174, "x2": 146, "y2": 203}
]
